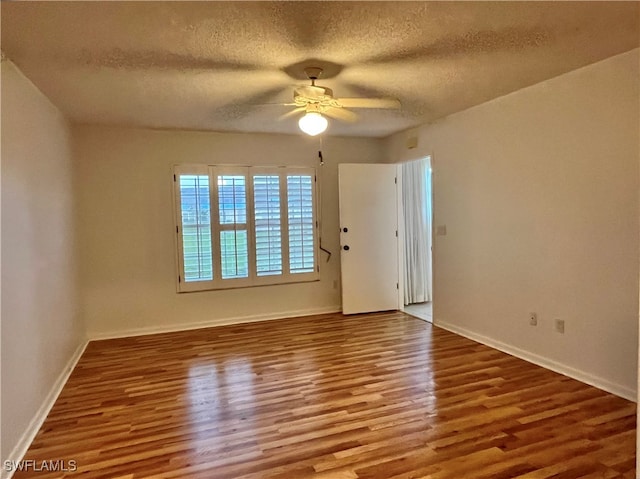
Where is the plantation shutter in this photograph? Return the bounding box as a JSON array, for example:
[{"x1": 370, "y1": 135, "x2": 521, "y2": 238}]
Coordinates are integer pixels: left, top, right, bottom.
[
  {"x1": 287, "y1": 173, "x2": 316, "y2": 274},
  {"x1": 173, "y1": 165, "x2": 216, "y2": 292},
  {"x1": 215, "y1": 169, "x2": 251, "y2": 281},
  {"x1": 253, "y1": 174, "x2": 283, "y2": 276},
  {"x1": 179, "y1": 174, "x2": 213, "y2": 281}
]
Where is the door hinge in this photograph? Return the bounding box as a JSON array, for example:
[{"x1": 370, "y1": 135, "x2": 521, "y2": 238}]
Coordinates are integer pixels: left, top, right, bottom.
[
  {"x1": 173, "y1": 174, "x2": 176, "y2": 182},
  {"x1": 395, "y1": 230, "x2": 398, "y2": 237},
  {"x1": 395, "y1": 177, "x2": 397, "y2": 184},
  {"x1": 176, "y1": 226, "x2": 179, "y2": 234},
  {"x1": 396, "y1": 283, "x2": 399, "y2": 290},
  {"x1": 178, "y1": 275, "x2": 182, "y2": 283}
]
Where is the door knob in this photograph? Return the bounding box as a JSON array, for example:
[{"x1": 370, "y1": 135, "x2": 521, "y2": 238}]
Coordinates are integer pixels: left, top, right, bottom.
[
  {"x1": 342, "y1": 227, "x2": 348, "y2": 233},
  {"x1": 343, "y1": 245, "x2": 350, "y2": 251}
]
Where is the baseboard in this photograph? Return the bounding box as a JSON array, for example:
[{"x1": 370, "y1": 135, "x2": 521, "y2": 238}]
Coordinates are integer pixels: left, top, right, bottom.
[
  {"x1": 88, "y1": 305, "x2": 343, "y2": 341},
  {"x1": 434, "y1": 319, "x2": 636, "y2": 402},
  {"x1": 2, "y1": 339, "x2": 89, "y2": 479}
]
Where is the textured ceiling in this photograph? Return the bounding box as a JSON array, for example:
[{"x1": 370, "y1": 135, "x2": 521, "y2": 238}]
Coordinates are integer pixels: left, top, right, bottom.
[{"x1": 2, "y1": 1, "x2": 639, "y2": 138}]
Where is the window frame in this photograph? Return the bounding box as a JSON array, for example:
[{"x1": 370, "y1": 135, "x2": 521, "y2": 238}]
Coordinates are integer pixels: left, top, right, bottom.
[{"x1": 173, "y1": 164, "x2": 319, "y2": 293}]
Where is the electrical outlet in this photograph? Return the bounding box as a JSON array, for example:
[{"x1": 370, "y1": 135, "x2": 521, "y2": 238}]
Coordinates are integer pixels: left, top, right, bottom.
[
  {"x1": 555, "y1": 319, "x2": 565, "y2": 334},
  {"x1": 529, "y1": 312, "x2": 537, "y2": 326}
]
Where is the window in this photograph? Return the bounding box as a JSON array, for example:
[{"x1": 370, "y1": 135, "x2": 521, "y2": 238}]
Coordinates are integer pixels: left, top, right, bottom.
[{"x1": 173, "y1": 165, "x2": 318, "y2": 292}]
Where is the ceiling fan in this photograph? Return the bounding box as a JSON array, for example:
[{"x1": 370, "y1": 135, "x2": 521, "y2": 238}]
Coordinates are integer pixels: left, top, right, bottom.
[{"x1": 279, "y1": 67, "x2": 401, "y2": 136}]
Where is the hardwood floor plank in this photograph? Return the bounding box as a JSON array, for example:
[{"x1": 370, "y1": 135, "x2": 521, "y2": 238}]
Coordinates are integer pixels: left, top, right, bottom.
[{"x1": 13, "y1": 312, "x2": 635, "y2": 478}]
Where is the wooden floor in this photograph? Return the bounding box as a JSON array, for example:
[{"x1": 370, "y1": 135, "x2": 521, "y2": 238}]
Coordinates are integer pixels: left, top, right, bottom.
[{"x1": 16, "y1": 312, "x2": 636, "y2": 478}]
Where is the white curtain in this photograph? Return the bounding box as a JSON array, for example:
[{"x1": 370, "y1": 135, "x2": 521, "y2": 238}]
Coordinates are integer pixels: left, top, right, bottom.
[{"x1": 402, "y1": 158, "x2": 432, "y2": 305}]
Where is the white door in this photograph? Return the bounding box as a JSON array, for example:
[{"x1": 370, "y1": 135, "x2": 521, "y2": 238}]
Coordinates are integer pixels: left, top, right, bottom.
[{"x1": 339, "y1": 164, "x2": 399, "y2": 314}]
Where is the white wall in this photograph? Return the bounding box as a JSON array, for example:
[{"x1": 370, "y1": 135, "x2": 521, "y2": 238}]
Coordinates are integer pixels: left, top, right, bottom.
[
  {"x1": 385, "y1": 49, "x2": 640, "y2": 399},
  {"x1": 73, "y1": 126, "x2": 384, "y2": 337},
  {"x1": 1, "y1": 60, "x2": 84, "y2": 465}
]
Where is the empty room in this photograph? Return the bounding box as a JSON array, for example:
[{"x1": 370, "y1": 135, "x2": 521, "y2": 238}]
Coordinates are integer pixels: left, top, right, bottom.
[{"x1": 2, "y1": 2, "x2": 640, "y2": 478}]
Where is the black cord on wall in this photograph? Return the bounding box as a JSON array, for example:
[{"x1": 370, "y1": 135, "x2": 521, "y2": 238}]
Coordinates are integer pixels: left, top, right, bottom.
[{"x1": 316, "y1": 145, "x2": 332, "y2": 262}]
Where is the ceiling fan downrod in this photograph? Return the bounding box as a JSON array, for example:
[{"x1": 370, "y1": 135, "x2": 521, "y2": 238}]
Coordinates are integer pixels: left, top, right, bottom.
[{"x1": 304, "y1": 67, "x2": 324, "y2": 86}]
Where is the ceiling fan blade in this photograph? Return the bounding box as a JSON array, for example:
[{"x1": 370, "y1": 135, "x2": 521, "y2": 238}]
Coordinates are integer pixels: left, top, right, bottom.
[
  {"x1": 254, "y1": 102, "x2": 297, "y2": 107},
  {"x1": 278, "y1": 107, "x2": 305, "y2": 120},
  {"x1": 336, "y1": 97, "x2": 401, "y2": 109},
  {"x1": 323, "y1": 107, "x2": 358, "y2": 123}
]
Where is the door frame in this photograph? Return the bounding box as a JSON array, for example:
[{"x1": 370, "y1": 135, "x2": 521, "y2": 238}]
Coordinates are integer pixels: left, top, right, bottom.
[{"x1": 397, "y1": 154, "x2": 435, "y2": 315}]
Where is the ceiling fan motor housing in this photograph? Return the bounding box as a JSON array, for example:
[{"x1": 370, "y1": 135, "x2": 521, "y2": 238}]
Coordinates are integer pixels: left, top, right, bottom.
[{"x1": 294, "y1": 86, "x2": 334, "y2": 103}]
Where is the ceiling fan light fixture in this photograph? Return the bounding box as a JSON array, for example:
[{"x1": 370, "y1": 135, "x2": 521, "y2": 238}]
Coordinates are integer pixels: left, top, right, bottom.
[{"x1": 298, "y1": 111, "x2": 328, "y2": 136}]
